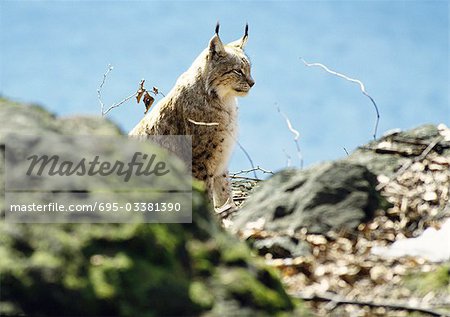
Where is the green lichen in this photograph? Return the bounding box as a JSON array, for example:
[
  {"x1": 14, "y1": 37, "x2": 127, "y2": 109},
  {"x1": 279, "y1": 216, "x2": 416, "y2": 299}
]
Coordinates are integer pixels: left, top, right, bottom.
[
  {"x1": 189, "y1": 280, "x2": 215, "y2": 309},
  {"x1": 220, "y1": 238, "x2": 252, "y2": 266},
  {"x1": 220, "y1": 267, "x2": 293, "y2": 313},
  {"x1": 0, "y1": 98, "x2": 303, "y2": 316},
  {"x1": 405, "y1": 264, "x2": 450, "y2": 295}
]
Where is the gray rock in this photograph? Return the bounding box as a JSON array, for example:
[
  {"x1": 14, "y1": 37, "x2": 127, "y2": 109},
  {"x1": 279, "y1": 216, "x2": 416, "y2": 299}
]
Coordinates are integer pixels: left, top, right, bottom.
[
  {"x1": 0, "y1": 97, "x2": 121, "y2": 206},
  {"x1": 0, "y1": 98, "x2": 122, "y2": 140},
  {"x1": 233, "y1": 161, "x2": 380, "y2": 235},
  {"x1": 0, "y1": 98, "x2": 299, "y2": 316},
  {"x1": 232, "y1": 124, "x2": 449, "y2": 255},
  {"x1": 347, "y1": 124, "x2": 450, "y2": 177}
]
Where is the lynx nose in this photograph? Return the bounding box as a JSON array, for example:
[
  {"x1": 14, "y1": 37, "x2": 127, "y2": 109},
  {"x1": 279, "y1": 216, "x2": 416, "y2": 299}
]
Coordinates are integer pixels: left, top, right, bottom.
[{"x1": 247, "y1": 77, "x2": 255, "y2": 87}]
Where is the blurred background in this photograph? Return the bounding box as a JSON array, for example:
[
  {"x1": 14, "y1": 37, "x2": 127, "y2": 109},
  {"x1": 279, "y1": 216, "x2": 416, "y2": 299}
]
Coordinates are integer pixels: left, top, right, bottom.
[{"x1": 1, "y1": 1, "x2": 448, "y2": 175}]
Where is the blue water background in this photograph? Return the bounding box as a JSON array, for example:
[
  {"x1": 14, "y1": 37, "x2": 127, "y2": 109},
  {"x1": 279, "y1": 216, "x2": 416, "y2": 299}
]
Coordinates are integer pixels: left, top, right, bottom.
[{"x1": 1, "y1": 1, "x2": 448, "y2": 174}]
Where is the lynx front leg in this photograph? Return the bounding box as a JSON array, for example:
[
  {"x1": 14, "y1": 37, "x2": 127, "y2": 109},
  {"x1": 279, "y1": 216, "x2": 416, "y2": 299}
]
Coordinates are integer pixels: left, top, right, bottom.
[{"x1": 212, "y1": 172, "x2": 236, "y2": 212}]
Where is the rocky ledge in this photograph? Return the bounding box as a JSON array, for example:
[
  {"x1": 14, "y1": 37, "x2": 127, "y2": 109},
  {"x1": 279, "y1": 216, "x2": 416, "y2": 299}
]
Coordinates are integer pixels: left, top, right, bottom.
[
  {"x1": 227, "y1": 123, "x2": 450, "y2": 316},
  {"x1": 0, "y1": 98, "x2": 303, "y2": 317},
  {"x1": 2, "y1": 97, "x2": 449, "y2": 316}
]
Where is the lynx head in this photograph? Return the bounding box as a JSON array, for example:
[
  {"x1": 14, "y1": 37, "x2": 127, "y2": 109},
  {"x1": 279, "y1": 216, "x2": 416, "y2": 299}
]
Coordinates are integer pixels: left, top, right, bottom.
[{"x1": 204, "y1": 23, "x2": 255, "y2": 99}]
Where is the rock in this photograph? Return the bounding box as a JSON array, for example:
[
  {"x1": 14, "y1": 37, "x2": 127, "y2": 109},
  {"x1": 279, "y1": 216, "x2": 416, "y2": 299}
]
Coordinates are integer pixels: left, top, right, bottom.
[
  {"x1": 347, "y1": 124, "x2": 450, "y2": 177},
  {"x1": 0, "y1": 98, "x2": 122, "y2": 139},
  {"x1": 233, "y1": 161, "x2": 381, "y2": 236},
  {"x1": 0, "y1": 99, "x2": 300, "y2": 316},
  {"x1": 57, "y1": 116, "x2": 123, "y2": 135},
  {"x1": 0, "y1": 98, "x2": 60, "y2": 140},
  {"x1": 231, "y1": 123, "x2": 449, "y2": 262}
]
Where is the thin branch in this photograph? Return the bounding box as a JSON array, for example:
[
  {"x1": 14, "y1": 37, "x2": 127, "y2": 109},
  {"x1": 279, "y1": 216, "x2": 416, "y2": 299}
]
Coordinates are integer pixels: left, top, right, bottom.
[
  {"x1": 231, "y1": 166, "x2": 274, "y2": 178},
  {"x1": 235, "y1": 139, "x2": 258, "y2": 179},
  {"x1": 277, "y1": 108, "x2": 300, "y2": 141},
  {"x1": 376, "y1": 135, "x2": 444, "y2": 191},
  {"x1": 300, "y1": 57, "x2": 380, "y2": 140},
  {"x1": 229, "y1": 175, "x2": 262, "y2": 182},
  {"x1": 97, "y1": 64, "x2": 113, "y2": 115},
  {"x1": 343, "y1": 147, "x2": 349, "y2": 156},
  {"x1": 98, "y1": 64, "x2": 138, "y2": 117},
  {"x1": 412, "y1": 135, "x2": 444, "y2": 162},
  {"x1": 294, "y1": 292, "x2": 449, "y2": 317},
  {"x1": 276, "y1": 105, "x2": 303, "y2": 169},
  {"x1": 98, "y1": 67, "x2": 167, "y2": 117},
  {"x1": 187, "y1": 118, "x2": 219, "y2": 126},
  {"x1": 283, "y1": 149, "x2": 292, "y2": 167},
  {"x1": 102, "y1": 93, "x2": 136, "y2": 117}
]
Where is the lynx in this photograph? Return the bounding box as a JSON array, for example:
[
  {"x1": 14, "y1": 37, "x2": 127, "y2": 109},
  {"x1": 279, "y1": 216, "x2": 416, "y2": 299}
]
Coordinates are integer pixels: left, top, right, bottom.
[{"x1": 129, "y1": 23, "x2": 254, "y2": 212}]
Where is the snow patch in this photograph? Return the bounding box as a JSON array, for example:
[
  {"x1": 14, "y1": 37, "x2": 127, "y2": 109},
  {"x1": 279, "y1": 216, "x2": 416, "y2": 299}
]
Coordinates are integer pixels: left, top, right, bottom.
[{"x1": 371, "y1": 218, "x2": 450, "y2": 263}]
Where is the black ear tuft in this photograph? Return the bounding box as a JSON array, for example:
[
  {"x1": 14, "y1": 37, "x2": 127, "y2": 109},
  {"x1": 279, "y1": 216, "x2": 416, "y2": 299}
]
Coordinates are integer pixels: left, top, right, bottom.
[
  {"x1": 215, "y1": 22, "x2": 220, "y2": 35},
  {"x1": 244, "y1": 23, "x2": 248, "y2": 38}
]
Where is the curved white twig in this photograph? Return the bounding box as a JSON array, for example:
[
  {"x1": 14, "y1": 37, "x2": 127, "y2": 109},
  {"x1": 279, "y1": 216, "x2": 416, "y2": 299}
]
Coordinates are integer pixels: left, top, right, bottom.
[
  {"x1": 277, "y1": 106, "x2": 303, "y2": 169},
  {"x1": 187, "y1": 119, "x2": 219, "y2": 126},
  {"x1": 300, "y1": 58, "x2": 380, "y2": 140}
]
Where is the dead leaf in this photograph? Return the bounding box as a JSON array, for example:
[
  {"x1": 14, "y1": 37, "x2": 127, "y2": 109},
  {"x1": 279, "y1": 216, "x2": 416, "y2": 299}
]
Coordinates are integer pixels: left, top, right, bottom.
[
  {"x1": 136, "y1": 79, "x2": 146, "y2": 103},
  {"x1": 143, "y1": 91, "x2": 155, "y2": 114}
]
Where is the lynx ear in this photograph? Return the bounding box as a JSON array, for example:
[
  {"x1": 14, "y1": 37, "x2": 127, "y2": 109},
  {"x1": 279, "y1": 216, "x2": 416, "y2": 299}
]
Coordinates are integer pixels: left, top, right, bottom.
[
  {"x1": 229, "y1": 23, "x2": 248, "y2": 49},
  {"x1": 209, "y1": 22, "x2": 225, "y2": 57}
]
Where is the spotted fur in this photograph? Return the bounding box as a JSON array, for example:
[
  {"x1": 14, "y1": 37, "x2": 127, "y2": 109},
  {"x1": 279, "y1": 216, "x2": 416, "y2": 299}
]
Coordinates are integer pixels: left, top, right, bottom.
[{"x1": 129, "y1": 25, "x2": 254, "y2": 210}]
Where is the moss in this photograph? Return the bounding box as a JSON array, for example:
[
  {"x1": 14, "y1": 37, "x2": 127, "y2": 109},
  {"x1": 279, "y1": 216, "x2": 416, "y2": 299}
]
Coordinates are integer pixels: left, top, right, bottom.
[
  {"x1": 404, "y1": 264, "x2": 450, "y2": 295},
  {"x1": 187, "y1": 240, "x2": 220, "y2": 275},
  {"x1": 0, "y1": 202, "x2": 301, "y2": 316},
  {"x1": 220, "y1": 238, "x2": 251, "y2": 266},
  {"x1": 0, "y1": 99, "x2": 302, "y2": 316},
  {"x1": 89, "y1": 252, "x2": 132, "y2": 299},
  {"x1": 220, "y1": 267, "x2": 293, "y2": 312},
  {"x1": 189, "y1": 280, "x2": 215, "y2": 309}
]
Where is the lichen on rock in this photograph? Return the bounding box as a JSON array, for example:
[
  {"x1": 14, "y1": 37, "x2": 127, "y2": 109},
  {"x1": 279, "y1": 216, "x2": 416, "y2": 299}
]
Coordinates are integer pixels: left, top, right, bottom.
[{"x1": 0, "y1": 99, "x2": 300, "y2": 316}]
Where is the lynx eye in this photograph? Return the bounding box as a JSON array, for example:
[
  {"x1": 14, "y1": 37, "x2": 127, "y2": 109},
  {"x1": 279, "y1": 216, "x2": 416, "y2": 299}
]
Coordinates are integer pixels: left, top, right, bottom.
[{"x1": 232, "y1": 69, "x2": 244, "y2": 76}]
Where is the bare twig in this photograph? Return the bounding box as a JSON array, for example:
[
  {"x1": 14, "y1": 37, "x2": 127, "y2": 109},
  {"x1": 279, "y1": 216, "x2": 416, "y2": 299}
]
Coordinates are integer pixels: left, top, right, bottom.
[
  {"x1": 229, "y1": 175, "x2": 262, "y2": 182},
  {"x1": 376, "y1": 135, "x2": 444, "y2": 191},
  {"x1": 235, "y1": 139, "x2": 258, "y2": 179},
  {"x1": 98, "y1": 66, "x2": 166, "y2": 117},
  {"x1": 283, "y1": 149, "x2": 292, "y2": 167},
  {"x1": 411, "y1": 135, "x2": 444, "y2": 162},
  {"x1": 231, "y1": 166, "x2": 274, "y2": 178},
  {"x1": 98, "y1": 64, "x2": 138, "y2": 117},
  {"x1": 187, "y1": 119, "x2": 219, "y2": 126},
  {"x1": 300, "y1": 57, "x2": 380, "y2": 140},
  {"x1": 276, "y1": 105, "x2": 303, "y2": 169},
  {"x1": 103, "y1": 93, "x2": 137, "y2": 117},
  {"x1": 343, "y1": 147, "x2": 349, "y2": 156},
  {"x1": 294, "y1": 292, "x2": 449, "y2": 317},
  {"x1": 97, "y1": 64, "x2": 113, "y2": 115}
]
